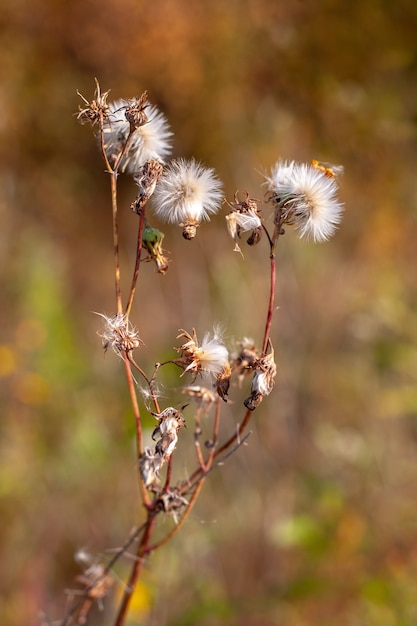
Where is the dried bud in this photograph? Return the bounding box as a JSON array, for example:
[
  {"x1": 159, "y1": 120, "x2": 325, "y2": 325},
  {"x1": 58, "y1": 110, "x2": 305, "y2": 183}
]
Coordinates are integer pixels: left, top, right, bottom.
[
  {"x1": 246, "y1": 226, "x2": 263, "y2": 246},
  {"x1": 232, "y1": 337, "x2": 261, "y2": 385},
  {"x1": 225, "y1": 191, "x2": 262, "y2": 255},
  {"x1": 157, "y1": 489, "x2": 189, "y2": 515},
  {"x1": 216, "y1": 362, "x2": 231, "y2": 401},
  {"x1": 155, "y1": 431, "x2": 178, "y2": 459},
  {"x1": 124, "y1": 92, "x2": 149, "y2": 131},
  {"x1": 180, "y1": 218, "x2": 199, "y2": 240},
  {"x1": 181, "y1": 385, "x2": 217, "y2": 412},
  {"x1": 75, "y1": 563, "x2": 113, "y2": 602},
  {"x1": 132, "y1": 159, "x2": 164, "y2": 214},
  {"x1": 76, "y1": 79, "x2": 110, "y2": 127},
  {"x1": 151, "y1": 407, "x2": 186, "y2": 460},
  {"x1": 139, "y1": 448, "x2": 163, "y2": 488},
  {"x1": 244, "y1": 344, "x2": 277, "y2": 411}
]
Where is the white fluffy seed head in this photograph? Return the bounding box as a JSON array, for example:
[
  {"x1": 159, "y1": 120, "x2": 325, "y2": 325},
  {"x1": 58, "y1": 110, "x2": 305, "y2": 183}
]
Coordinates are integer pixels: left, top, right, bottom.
[
  {"x1": 102, "y1": 99, "x2": 172, "y2": 174},
  {"x1": 177, "y1": 328, "x2": 229, "y2": 378},
  {"x1": 264, "y1": 160, "x2": 344, "y2": 242},
  {"x1": 152, "y1": 158, "x2": 224, "y2": 225}
]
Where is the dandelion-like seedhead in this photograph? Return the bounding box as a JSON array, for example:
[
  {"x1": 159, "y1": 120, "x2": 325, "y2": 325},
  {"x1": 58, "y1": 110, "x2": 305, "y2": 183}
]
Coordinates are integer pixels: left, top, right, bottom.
[
  {"x1": 97, "y1": 313, "x2": 143, "y2": 356},
  {"x1": 176, "y1": 328, "x2": 230, "y2": 378},
  {"x1": 103, "y1": 99, "x2": 172, "y2": 174},
  {"x1": 152, "y1": 158, "x2": 224, "y2": 239},
  {"x1": 264, "y1": 160, "x2": 344, "y2": 242}
]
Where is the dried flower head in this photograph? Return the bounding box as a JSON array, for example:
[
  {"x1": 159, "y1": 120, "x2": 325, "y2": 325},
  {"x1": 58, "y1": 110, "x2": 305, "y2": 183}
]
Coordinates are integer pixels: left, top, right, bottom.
[
  {"x1": 152, "y1": 158, "x2": 223, "y2": 239},
  {"x1": 75, "y1": 563, "x2": 113, "y2": 603},
  {"x1": 76, "y1": 79, "x2": 110, "y2": 127},
  {"x1": 225, "y1": 191, "x2": 263, "y2": 254},
  {"x1": 132, "y1": 159, "x2": 164, "y2": 214},
  {"x1": 151, "y1": 407, "x2": 186, "y2": 460},
  {"x1": 264, "y1": 160, "x2": 344, "y2": 242},
  {"x1": 176, "y1": 328, "x2": 229, "y2": 377},
  {"x1": 76, "y1": 563, "x2": 114, "y2": 600},
  {"x1": 181, "y1": 385, "x2": 217, "y2": 412},
  {"x1": 232, "y1": 337, "x2": 261, "y2": 385},
  {"x1": 124, "y1": 92, "x2": 150, "y2": 131},
  {"x1": 216, "y1": 362, "x2": 231, "y2": 401},
  {"x1": 244, "y1": 343, "x2": 277, "y2": 411},
  {"x1": 97, "y1": 313, "x2": 143, "y2": 356},
  {"x1": 103, "y1": 98, "x2": 172, "y2": 174},
  {"x1": 139, "y1": 447, "x2": 163, "y2": 488},
  {"x1": 156, "y1": 488, "x2": 189, "y2": 517}
]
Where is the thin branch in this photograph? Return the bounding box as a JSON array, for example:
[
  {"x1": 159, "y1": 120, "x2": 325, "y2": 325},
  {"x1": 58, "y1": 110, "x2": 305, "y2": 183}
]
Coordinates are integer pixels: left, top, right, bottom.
[
  {"x1": 58, "y1": 523, "x2": 148, "y2": 626},
  {"x1": 122, "y1": 354, "x2": 149, "y2": 507},
  {"x1": 261, "y1": 253, "x2": 276, "y2": 355},
  {"x1": 114, "y1": 515, "x2": 157, "y2": 626},
  {"x1": 125, "y1": 209, "x2": 146, "y2": 318}
]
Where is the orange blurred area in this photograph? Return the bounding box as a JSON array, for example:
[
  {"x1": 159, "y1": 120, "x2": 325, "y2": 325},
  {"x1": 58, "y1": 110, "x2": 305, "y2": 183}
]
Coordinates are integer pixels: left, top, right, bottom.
[{"x1": 2, "y1": 0, "x2": 417, "y2": 624}]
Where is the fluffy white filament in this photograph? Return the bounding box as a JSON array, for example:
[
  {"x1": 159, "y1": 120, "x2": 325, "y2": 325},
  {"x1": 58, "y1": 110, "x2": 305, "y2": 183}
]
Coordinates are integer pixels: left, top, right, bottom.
[
  {"x1": 152, "y1": 158, "x2": 223, "y2": 224},
  {"x1": 264, "y1": 160, "x2": 344, "y2": 242},
  {"x1": 103, "y1": 99, "x2": 172, "y2": 174}
]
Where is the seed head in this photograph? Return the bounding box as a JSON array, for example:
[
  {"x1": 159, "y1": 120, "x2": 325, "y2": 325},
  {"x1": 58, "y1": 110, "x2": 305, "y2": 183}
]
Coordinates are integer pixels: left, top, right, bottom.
[
  {"x1": 103, "y1": 98, "x2": 172, "y2": 174},
  {"x1": 225, "y1": 191, "x2": 262, "y2": 254},
  {"x1": 139, "y1": 448, "x2": 163, "y2": 488},
  {"x1": 181, "y1": 385, "x2": 217, "y2": 412},
  {"x1": 264, "y1": 160, "x2": 344, "y2": 242},
  {"x1": 76, "y1": 79, "x2": 110, "y2": 127},
  {"x1": 244, "y1": 343, "x2": 277, "y2": 411},
  {"x1": 97, "y1": 313, "x2": 143, "y2": 356},
  {"x1": 157, "y1": 488, "x2": 189, "y2": 517},
  {"x1": 75, "y1": 562, "x2": 113, "y2": 603},
  {"x1": 124, "y1": 92, "x2": 150, "y2": 131},
  {"x1": 232, "y1": 337, "x2": 261, "y2": 385},
  {"x1": 132, "y1": 159, "x2": 165, "y2": 214},
  {"x1": 176, "y1": 328, "x2": 229, "y2": 378},
  {"x1": 151, "y1": 407, "x2": 186, "y2": 460},
  {"x1": 152, "y1": 158, "x2": 223, "y2": 239}
]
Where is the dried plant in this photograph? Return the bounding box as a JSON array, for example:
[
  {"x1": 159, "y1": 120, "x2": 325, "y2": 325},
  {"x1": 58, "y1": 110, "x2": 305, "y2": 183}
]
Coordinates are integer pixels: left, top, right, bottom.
[{"x1": 47, "y1": 80, "x2": 344, "y2": 625}]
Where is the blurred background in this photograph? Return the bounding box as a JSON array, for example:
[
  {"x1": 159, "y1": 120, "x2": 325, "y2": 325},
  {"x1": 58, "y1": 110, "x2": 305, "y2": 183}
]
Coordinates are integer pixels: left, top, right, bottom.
[{"x1": 1, "y1": 0, "x2": 417, "y2": 624}]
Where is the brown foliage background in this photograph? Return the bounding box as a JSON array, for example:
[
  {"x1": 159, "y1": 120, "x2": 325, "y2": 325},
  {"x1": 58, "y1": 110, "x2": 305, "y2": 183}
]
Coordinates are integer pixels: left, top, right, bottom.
[{"x1": 1, "y1": 0, "x2": 417, "y2": 624}]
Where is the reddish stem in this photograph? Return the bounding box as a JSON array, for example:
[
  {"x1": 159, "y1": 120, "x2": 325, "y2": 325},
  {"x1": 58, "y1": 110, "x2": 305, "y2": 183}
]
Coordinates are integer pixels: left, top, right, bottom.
[
  {"x1": 125, "y1": 210, "x2": 146, "y2": 318},
  {"x1": 122, "y1": 354, "x2": 149, "y2": 507},
  {"x1": 261, "y1": 253, "x2": 276, "y2": 355},
  {"x1": 114, "y1": 515, "x2": 156, "y2": 626}
]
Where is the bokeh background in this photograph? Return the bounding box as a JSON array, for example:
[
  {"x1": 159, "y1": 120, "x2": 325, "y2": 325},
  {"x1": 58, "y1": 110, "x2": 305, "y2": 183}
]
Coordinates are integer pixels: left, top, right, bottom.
[{"x1": 2, "y1": 0, "x2": 417, "y2": 624}]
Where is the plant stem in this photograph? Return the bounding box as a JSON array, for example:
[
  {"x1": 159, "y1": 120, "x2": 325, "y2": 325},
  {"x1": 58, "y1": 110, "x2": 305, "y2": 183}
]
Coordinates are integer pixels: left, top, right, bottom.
[
  {"x1": 114, "y1": 515, "x2": 157, "y2": 626},
  {"x1": 261, "y1": 253, "x2": 276, "y2": 355},
  {"x1": 122, "y1": 354, "x2": 149, "y2": 507},
  {"x1": 110, "y1": 172, "x2": 123, "y2": 315},
  {"x1": 125, "y1": 209, "x2": 146, "y2": 318}
]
